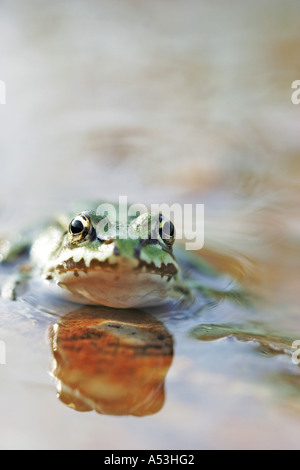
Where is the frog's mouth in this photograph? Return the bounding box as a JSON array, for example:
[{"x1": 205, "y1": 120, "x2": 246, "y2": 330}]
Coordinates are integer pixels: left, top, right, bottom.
[{"x1": 47, "y1": 241, "x2": 179, "y2": 308}]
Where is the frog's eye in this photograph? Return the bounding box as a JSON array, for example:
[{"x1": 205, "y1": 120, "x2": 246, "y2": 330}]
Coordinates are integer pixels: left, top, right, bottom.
[
  {"x1": 158, "y1": 214, "x2": 175, "y2": 247},
  {"x1": 68, "y1": 214, "x2": 92, "y2": 243},
  {"x1": 70, "y1": 218, "x2": 84, "y2": 234}
]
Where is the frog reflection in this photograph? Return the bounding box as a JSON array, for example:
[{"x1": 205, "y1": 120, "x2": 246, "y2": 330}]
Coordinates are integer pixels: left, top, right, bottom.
[{"x1": 49, "y1": 306, "x2": 173, "y2": 416}]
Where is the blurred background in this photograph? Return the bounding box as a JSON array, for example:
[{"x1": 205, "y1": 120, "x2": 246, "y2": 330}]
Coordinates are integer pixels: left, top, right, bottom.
[
  {"x1": 0, "y1": 0, "x2": 299, "y2": 264},
  {"x1": 0, "y1": 0, "x2": 300, "y2": 450}
]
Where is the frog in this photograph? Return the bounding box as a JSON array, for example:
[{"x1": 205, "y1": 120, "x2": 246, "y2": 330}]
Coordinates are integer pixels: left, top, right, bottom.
[{"x1": 0, "y1": 202, "x2": 243, "y2": 309}]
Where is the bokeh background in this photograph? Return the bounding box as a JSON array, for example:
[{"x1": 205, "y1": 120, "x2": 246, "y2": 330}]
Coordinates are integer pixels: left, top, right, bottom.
[
  {"x1": 1, "y1": 0, "x2": 299, "y2": 271},
  {"x1": 0, "y1": 0, "x2": 300, "y2": 450}
]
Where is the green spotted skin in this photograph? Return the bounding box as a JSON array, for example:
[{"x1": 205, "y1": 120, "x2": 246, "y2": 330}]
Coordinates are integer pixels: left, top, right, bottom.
[{"x1": 29, "y1": 206, "x2": 191, "y2": 308}]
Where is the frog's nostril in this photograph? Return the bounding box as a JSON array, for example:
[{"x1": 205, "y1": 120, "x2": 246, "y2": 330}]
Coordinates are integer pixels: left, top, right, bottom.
[
  {"x1": 113, "y1": 245, "x2": 120, "y2": 256},
  {"x1": 103, "y1": 239, "x2": 114, "y2": 245}
]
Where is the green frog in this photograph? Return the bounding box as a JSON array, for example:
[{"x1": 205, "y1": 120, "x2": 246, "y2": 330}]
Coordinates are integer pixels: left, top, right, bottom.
[{"x1": 0, "y1": 203, "x2": 241, "y2": 309}]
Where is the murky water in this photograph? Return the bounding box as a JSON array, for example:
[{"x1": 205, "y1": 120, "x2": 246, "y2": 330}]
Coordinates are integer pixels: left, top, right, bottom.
[{"x1": 0, "y1": 0, "x2": 300, "y2": 449}]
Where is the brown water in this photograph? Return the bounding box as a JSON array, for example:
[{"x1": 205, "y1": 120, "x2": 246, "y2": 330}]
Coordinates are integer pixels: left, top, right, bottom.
[{"x1": 0, "y1": 0, "x2": 300, "y2": 449}]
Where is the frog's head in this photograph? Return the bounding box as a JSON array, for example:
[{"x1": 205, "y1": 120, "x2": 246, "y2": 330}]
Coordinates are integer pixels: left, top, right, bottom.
[{"x1": 47, "y1": 210, "x2": 180, "y2": 308}]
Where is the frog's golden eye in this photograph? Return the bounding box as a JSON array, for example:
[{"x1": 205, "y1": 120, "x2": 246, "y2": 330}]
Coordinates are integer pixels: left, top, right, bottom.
[
  {"x1": 68, "y1": 214, "x2": 92, "y2": 243},
  {"x1": 158, "y1": 214, "x2": 175, "y2": 247}
]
